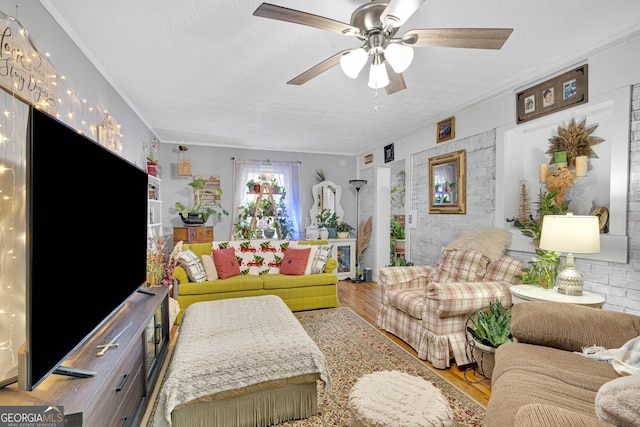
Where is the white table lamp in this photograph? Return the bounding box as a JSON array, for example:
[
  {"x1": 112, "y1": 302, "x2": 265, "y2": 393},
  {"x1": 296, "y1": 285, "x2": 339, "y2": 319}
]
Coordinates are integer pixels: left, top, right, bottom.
[{"x1": 539, "y1": 213, "x2": 601, "y2": 295}]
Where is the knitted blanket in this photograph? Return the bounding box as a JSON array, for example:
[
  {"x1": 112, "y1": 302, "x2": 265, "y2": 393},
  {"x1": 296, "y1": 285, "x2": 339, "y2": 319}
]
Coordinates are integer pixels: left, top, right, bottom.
[
  {"x1": 153, "y1": 295, "x2": 331, "y2": 427},
  {"x1": 578, "y1": 335, "x2": 640, "y2": 376}
]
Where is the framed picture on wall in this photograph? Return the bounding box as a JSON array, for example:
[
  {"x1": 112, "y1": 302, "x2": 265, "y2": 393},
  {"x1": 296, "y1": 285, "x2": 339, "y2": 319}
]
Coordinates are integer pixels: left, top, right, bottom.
[
  {"x1": 384, "y1": 143, "x2": 394, "y2": 163},
  {"x1": 436, "y1": 117, "x2": 455, "y2": 143},
  {"x1": 429, "y1": 150, "x2": 466, "y2": 214},
  {"x1": 516, "y1": 64, "x2": 588, "y2": 124}
]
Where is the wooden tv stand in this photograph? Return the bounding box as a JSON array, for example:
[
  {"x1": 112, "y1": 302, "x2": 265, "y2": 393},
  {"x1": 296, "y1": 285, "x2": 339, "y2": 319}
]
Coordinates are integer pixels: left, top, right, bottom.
[{"x1": 0, "y1": 286, "x2": 170, "y2": 427}]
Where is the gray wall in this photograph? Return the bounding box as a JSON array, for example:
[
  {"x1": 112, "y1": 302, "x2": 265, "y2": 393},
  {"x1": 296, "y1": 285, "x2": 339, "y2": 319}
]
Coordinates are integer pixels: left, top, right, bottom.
[{"x1": 158, "y1": 144, "x2": 357, "y2": 241}]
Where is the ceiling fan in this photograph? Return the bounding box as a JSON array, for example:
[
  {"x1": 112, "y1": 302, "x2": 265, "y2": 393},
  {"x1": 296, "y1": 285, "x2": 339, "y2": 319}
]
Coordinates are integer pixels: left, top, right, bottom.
[{"x1": 253, "y1": 0, "x2": 513, "y2": 94}]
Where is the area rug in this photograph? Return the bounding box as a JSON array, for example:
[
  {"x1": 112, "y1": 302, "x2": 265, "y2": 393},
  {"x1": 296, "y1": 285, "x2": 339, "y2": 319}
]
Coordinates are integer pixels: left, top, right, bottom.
[{"x1": 145, "y1": 307, "x2": 485, "y2": 426}]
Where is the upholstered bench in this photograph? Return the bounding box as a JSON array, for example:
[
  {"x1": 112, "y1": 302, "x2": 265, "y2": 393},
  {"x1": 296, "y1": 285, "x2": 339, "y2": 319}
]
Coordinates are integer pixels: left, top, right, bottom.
[
  {"x1": 348, "y1": 371, "x2": 452, "y2": 427},
  {"x1": 153, "y1": 295, "x2": 331, "y2": 427}
]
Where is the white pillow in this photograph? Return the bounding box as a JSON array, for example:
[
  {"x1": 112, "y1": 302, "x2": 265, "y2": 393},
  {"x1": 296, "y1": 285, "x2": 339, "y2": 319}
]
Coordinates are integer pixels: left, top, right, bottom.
[
  {"x1": 201, "y1": 254, "x2": 219, "y2": 280},
  {"x1": 177, "y1": 250, "x2": 207, "y2": 282},
  {"x1": 311, "y1": 245, "x2": 332, "y2": 274},
  {"x1": 302, "y1": 245, "x2": 318, "y2": 275}
]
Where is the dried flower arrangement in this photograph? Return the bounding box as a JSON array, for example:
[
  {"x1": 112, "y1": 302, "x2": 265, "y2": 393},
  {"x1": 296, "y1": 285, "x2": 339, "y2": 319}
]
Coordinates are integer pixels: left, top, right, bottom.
[
  {"x1": 147, "y1": 237, "x2": 180, "y2": 286},
  {"x1": 545, "y1": 117, "x2": 604, "y2": 168}
]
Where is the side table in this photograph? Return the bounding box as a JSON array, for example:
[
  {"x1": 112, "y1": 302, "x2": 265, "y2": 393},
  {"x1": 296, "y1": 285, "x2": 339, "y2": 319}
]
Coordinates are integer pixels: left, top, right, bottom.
[{"x1": 510, "y1": 285, "x2": 604, "y2": 309}]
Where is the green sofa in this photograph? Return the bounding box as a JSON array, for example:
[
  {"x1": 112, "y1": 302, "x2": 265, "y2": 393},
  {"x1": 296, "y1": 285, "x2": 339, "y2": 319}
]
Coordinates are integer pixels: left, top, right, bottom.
[{"x1": 172, "y1": 240, "x2": 340, "y2": 323}]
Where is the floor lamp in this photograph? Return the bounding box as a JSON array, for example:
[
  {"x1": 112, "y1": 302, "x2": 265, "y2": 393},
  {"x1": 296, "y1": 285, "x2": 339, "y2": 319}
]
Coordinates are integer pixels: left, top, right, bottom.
[{"x1": 349, "y1": 179, "x2": 367, "y2": 283}]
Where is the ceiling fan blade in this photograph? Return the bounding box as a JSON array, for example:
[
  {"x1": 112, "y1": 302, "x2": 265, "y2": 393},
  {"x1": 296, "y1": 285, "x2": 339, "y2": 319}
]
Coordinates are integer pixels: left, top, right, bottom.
[
  {"x1": 402, "y1": 28, "x2": 513, "y2": 49},
  {"x1": 381, "y1": 0, "x2": 426, "y2": 28},
  {"x1": 385, "y1": 61, "x2": 407, "y2": 95},
  {"x1": 287, "y1": 50, "x2": 350, "y2": 86},
  {"x1": 253, "y1": 3, "x2": 360, "y2": 36}
]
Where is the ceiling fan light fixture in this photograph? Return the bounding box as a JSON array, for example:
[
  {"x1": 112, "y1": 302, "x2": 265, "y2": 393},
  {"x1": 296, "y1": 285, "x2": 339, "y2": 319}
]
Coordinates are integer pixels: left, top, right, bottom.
[
  {"x1": 367, "y1": 54, "x2": 389, "y2": 89},
  {"x1": 384, "y1": 43, "x2": 414, "y2": 73},
  {"x1": 340, "y1": 48, "x2": 368, "y2": 79}
]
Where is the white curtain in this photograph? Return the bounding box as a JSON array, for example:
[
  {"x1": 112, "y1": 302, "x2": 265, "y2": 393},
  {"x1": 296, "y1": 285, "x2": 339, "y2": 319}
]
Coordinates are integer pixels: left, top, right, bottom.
[
  {"x1": 272, "y1": 160, "x2": 302, "y2": 240},
  {"x1": 232, "y1": 159, "x2": 262, "y2": 226}
]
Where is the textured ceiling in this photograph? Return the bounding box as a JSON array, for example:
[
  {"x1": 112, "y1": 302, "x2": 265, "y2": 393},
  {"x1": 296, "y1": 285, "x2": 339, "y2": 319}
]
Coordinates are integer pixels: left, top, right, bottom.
[{"x1": 42, "y1": 0, "x2": 640, "y2": 155}]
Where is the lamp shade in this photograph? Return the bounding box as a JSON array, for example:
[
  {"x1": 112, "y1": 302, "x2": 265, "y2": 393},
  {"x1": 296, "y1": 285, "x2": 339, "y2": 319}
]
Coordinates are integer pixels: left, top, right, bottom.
[
  {"x1": 384, "y1": 43, "x2": 414, "y2": 73},
  {"x1": 349, "y1": 179, "x2": 367, "y2": 190},
  {"x1": 367, "y1": 55, "x2": 389, "y2": 89},
  {"x1": 340, "y1": 48, "x2": 368, "y2": 79},
  {"x1": 539, "y1": 214, "x2": 601, "y2": 254}
]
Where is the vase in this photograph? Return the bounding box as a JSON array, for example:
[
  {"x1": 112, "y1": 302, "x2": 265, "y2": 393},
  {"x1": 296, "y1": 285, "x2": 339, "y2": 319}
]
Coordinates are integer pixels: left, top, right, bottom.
[
  {"x1": 180, "y1": 212, "x2": 205, "y2": 225},
  {"x1": 337, "y1": 231, "x2": 349, "y2": 239},
  {"x1": 319, "y1": 227, "x2": 329, "y2": 240},
  {"x1": 472, "y1": 340, "x2": 496, "y2": 379},
  {"x1": 253, "y1": 183, "x2": 262, "y2": 193},
  {"x1": 147, "y1": 161, "x2": 158, "y2": 177},
  {"x1": 264, "y1": 228, "x2": 275, "y2": 238},
  {"x1": 327, "y1": 227, "x2": 337, "y2": 239}
]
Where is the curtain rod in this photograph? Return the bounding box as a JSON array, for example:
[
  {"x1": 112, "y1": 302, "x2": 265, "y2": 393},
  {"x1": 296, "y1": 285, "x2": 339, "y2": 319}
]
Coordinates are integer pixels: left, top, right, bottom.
[{"x1": 230, "y1": 157, "x2": 302, "y2": 164}]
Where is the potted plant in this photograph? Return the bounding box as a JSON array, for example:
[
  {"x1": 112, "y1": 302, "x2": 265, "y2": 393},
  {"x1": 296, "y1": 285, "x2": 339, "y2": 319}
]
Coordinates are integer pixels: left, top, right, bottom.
[
  {"x1": 269, "y1": 178, "x2": 280, "y2": 193},
  {"x1": 325, "y1": 212, "x2": 339, "y2": 238},
  {"x1": 515, "y1": 248, "x2": 561, "y2": 288},
  {"x1": 466, "y1": 300, "x2": 513, "y2": 379},
  {"x1": 246, "y1": 179, "x2": 261, "y2": 193},
  {"x1": 175, "y1": 178, "x2": 229, "y2": 224},
  {"x1": 390, "y1": 220, "x2": 406, "y2": 254},
  {"x1": 336, "y1": 221, "x2": 353, "y2": 239},
  {"x1": 147, "y1": 152, "x2": 158, "y2": 177}
]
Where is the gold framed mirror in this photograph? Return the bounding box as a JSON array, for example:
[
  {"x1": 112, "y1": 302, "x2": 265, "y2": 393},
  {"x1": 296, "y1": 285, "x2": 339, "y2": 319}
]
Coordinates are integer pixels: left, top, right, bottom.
[{"x1": 429, "y1": 150, "x2": 466, "y2": 214}]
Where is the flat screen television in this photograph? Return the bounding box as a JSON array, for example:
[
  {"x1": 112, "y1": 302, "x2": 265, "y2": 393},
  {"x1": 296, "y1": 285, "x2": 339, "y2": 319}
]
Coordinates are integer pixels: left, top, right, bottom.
[{"x1": 22, "y1": 107, "x2": 149, "y2": 391}]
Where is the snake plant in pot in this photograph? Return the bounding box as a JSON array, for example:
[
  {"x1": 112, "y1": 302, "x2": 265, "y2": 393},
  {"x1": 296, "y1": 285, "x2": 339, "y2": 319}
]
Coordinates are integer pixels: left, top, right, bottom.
[{"x1": 466, "y1": 300, "x2": 513, "y2": 379}]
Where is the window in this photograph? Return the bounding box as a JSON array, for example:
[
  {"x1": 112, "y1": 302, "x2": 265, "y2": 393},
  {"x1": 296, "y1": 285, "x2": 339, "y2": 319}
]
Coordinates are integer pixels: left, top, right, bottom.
[{"x1": 232, "y1": 159, "x2": 301, "y2": 240}]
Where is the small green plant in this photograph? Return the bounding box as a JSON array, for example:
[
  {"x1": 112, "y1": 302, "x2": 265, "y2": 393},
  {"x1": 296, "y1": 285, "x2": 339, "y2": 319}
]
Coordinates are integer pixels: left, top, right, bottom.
[
  {"x1": 515, "y1": 248, "x2": 561, "y2": 288},
  {"x1": 388, "y1": 257, "x2": 414, "y2": 267},
  {"x1": 507, "y1": 189, "x2": 568, "y2": 244},
  {"x1": 316, "y1": 209, "x2": 333, "y2": 227},
  {"x1": 467, "y1": 300, "x2": 513, "y2": 348},
  {"x1": 336, "y1": 221, "x2": 353, "y2": 233},
  {"x1": 390, "y1": 220, "x2": 405, "y2": 240},
  {"x1": 246, "y1": 179, "x2": 259, "y2": 191}
]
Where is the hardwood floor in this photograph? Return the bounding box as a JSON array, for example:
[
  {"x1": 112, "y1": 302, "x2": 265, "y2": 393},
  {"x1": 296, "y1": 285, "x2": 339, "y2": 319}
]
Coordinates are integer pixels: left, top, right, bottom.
[{"x1": 337, "y1": 279, "x2": 492, "y2": 406}]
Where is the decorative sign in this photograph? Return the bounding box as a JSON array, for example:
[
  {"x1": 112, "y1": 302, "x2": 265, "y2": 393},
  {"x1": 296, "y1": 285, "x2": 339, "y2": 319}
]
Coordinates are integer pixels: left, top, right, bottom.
[
  {"x1": 364, "y1": 153, "x2": 374, "y2": 164},
  {"x1": 384, "y1": 143, "x2": 394, "y2": 163},
  {"x1": 97, "y1": 115, "x2": 123, "y2": 154},
  {"x1": 194, "y1": 175, "x2": 221, "y2": 206},
  {"x1": 0, "y1": 13, "x2": 57, "y2": 113},
  {"x1": 516, "y1": 64, "x2": 588, "y2": 124}
]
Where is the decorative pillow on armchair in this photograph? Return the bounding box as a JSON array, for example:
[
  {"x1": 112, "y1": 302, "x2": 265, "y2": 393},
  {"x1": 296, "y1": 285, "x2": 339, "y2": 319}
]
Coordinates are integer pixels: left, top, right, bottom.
[{"x1": 432, "y1": 249, "x2": 489, "y2": 283}]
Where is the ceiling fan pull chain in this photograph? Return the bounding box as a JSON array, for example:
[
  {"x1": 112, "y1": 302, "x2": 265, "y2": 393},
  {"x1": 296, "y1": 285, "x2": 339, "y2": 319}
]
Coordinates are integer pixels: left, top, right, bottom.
[{"x1": 373, "y1": 88, "x2": 380, "y2": 112}]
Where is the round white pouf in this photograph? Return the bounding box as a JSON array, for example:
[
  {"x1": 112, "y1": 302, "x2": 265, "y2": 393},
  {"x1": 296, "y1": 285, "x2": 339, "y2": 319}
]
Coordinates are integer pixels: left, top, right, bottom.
[{"x1": 348, "y1": 371, "x2": 453, "y2": 427}]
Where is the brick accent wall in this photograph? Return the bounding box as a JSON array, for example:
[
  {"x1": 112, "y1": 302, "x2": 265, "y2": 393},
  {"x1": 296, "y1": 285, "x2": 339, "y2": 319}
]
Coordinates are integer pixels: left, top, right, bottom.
[
  {"x1": 410, "y1": 83, "x2": 640, "y2": 314},
  {"x1": 411, "y1": 129, "x2": 497, "y2": 265}
]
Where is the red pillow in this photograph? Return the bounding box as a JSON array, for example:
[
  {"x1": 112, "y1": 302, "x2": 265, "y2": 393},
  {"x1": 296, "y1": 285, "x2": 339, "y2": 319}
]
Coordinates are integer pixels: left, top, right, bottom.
[
  {"x1": 280, "y1": 247, "x2": 311, "y2": 276},
  {"x1": 212, "y1": 248, "x2": 241, "y2": 279}
]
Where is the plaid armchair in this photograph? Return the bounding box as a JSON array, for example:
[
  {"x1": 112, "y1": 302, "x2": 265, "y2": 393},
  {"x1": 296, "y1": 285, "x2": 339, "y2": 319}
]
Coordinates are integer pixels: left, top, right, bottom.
[{"x1": 376, "y1": 250, "x2": 524, "y2": 369}]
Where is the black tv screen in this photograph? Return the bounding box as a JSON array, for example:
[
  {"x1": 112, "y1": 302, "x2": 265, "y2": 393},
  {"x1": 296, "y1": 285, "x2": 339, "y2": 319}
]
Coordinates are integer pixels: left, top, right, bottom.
[{"x1": 25, "y1": 107, "x2": 148, "y2": 390}]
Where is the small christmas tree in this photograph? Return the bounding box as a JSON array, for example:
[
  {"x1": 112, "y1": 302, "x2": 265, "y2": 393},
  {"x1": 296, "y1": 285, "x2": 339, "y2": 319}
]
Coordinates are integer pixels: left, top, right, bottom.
[{"x1": 517, "y1": 180, "x2": 531, "y2": 225}]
